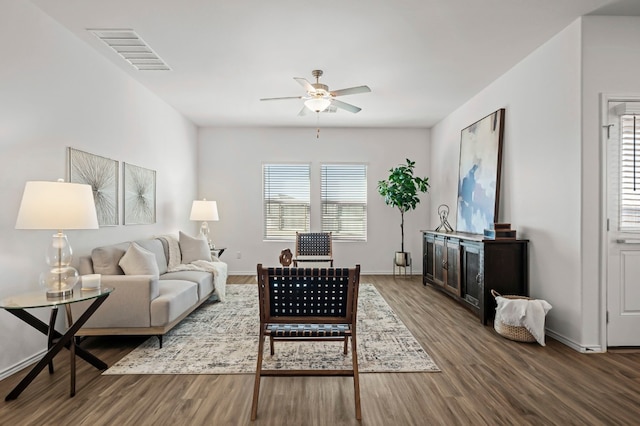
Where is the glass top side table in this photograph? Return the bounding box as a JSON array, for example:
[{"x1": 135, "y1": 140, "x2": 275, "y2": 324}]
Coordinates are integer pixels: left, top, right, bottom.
[
  {"x1": 211, "y1": 247, "x2": 226, "y2": 258},
  {"x1": 0, "y1": 287, "x2": 113, "y2": 401},
  {"x1": 0, "y1": 287, "x2": 113, "y2": 309}
]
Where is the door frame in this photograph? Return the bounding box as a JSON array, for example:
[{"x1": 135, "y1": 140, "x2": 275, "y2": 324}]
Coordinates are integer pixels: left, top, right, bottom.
[{"x1": 600, "y1": 93, "x2": 640, "y2": 350}]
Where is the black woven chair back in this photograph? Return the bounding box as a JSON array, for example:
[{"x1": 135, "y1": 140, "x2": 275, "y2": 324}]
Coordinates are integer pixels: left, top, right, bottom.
[
  {"x1": 266, "y1": 267, "x2": 351, "y2": 319},
  {"x1": 257, "y1": 265, "x2": 359, "y2": 325},
  {"x1": 295, "y1": 232, "x2": 332, "y2": 256}
]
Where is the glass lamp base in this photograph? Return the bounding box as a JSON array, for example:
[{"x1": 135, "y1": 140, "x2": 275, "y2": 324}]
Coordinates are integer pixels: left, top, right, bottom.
[
  {"x1": 40, "y1": 266, "x2": 78, "y2": 299},
  {"x1": 199, "y1": 222, "x2": 215, "y2": 250},
  {"x1": 46, "y1": 288, "x2": 74, "y2": 299}
]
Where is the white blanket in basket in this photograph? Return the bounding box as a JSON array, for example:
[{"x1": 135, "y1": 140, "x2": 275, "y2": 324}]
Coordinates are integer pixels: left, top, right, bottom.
[{"x1": 495, "y1": 296, "x2": 552, "y2": 346}]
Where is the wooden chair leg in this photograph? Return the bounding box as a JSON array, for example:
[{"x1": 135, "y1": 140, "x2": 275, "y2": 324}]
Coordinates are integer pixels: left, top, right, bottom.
[
  {"x1": 351, "y1": 335, "x2": 362, "y2": 420},
  {"x1": 270, "y1": 335, "x2": 275, "y2": 355},
  {"x1": 251, "y1": 333, "x2": 266, "y2": 421},
  {"x1": 343, "y1": 336, "x2": 348, "y2": 355}
]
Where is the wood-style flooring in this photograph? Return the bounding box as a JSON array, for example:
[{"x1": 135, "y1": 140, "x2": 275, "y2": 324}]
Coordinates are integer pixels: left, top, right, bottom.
[{"x1": 1, "y1": 275, "x2": 639, "y2": 425}]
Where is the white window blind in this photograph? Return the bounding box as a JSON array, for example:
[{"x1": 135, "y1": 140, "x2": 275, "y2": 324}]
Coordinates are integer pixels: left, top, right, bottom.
[
  {"x1": 620, "y1": 114, "x2": 640, "y2": 230},
  {"x1": 263, "y1": 164, "x2": 310, "y2": 239},
  {"x1": 321, "y1": 164, "x2": 367, "y2": 240}
]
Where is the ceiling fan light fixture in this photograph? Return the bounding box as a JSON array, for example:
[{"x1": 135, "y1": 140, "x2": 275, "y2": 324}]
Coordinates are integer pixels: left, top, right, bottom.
[
  {"x1": 304, "y1": 97, "x2": 331, "y2": 112},
  {"x1": 261, "y1": 70, "x2": 369, "y2": 115}
]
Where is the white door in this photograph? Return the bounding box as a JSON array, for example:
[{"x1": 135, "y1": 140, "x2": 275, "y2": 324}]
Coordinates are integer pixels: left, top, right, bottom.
[{"x1": 606, "y1": 99, "x2": 640, "y2": 347}]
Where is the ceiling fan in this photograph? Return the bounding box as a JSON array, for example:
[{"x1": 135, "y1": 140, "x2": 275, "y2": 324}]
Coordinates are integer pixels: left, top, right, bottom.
[{"x1": 260, "y1": 70, "x2": 371, "y2": 115}]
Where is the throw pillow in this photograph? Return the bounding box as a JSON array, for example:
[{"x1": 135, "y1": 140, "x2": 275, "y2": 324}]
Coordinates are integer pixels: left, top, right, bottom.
[
  {"x1": 179, "y1": 231, "x2": 212, "y2": 264},
  {"x1": 118, "y1": 242, "x2": 160, "y2": 276},
  {"x1": 91, "y1": 243, "x2": 129, "y2": 275}
]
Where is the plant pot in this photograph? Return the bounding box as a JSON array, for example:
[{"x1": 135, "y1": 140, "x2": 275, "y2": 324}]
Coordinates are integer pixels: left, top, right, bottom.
[{"x1": 394, "y1": 251, "x2": 411, "y2": 267}]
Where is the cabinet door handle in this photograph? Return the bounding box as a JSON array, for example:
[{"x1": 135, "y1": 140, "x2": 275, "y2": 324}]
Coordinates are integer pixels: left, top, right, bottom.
[
  {"x1": 442, "y1": 260, "x2": 448, "y2": 270},
  {"x1": 616, "y1": 239, "x2": 640, "y2": 244},
  {"x1": 476, "y1": 273, "x2": 481, "y2": 284}
]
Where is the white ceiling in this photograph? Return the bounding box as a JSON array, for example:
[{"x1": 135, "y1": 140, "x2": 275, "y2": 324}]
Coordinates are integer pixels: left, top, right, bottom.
[{"x1": 30, "y1": 0, "x2": 640, "y2": 129}]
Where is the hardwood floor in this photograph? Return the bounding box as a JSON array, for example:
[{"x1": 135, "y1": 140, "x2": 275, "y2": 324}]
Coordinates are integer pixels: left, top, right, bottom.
[{"x1": 1, "y1": 275, "x2": 639, "y2": 425}]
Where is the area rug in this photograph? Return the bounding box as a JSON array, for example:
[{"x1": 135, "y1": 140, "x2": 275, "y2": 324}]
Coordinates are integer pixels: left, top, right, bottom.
[{"x1": 103, "y1": 284, "x2": 440, "y2": 375}]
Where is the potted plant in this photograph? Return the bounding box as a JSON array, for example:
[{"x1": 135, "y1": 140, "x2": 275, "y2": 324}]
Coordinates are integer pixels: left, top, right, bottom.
[{"x1": 377, "y1": 159, "x2": 429, "y2": 267}]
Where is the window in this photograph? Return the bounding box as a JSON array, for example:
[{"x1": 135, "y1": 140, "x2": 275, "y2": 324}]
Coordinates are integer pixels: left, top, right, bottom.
[
  {"x1": 263, "y1": 164, "x2": 310, "y2": 239},
  {"x1": 620, "y1": 114, "x2": 640, "y2": 230},
  {"x1": 321, "y1": 164, "x2": 367, "y2": 240}
]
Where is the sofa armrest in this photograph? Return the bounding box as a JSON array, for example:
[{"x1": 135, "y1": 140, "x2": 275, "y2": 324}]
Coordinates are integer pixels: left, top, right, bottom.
[
  {"x1": 71, "y1": 275, "x2": 160, "y2": 328},
  {"x1": 100, "y1": 275, "x2": 160, "y2": 300}
]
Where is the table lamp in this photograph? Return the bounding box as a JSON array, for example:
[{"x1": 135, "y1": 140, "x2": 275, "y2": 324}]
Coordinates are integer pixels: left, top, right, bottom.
[
  {"x1": 15, "y1": 180, "x2": 99, "y2": 298},
  {"x1": 190, "y1": 199, "x2": 219, "y2": 249}
]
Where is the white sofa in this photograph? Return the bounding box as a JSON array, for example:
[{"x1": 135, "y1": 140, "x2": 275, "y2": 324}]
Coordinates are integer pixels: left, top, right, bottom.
[{"x1": 71, "y1": 233, "x2": 226, "y2": 347}]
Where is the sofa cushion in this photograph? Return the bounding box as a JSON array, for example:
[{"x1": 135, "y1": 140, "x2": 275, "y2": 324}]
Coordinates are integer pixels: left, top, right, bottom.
[
  {"x1": 179, "y1": 231, "x2": 212, "y2": 263},
  {"x1": 91, "y1": 242, "x2": 129, "y2": 275},
  {"x1": 150, "y1": 280, "x2": 199, "y2": 327},
  {"x1": 134, "y1": 239, "x2": 168, "y2": 275},
  {"x1": 119, "y1": 242, "x2": 160, "y2": 276},
  {"x1": 78, "y1": 255, "x2": 95, "y2": 276},
  {"x1": 161, "y1": 270, "x2": 214, "y2": 301},
  {"x1": 91, "y1": 239, "x2": 168, "y2": 276}
]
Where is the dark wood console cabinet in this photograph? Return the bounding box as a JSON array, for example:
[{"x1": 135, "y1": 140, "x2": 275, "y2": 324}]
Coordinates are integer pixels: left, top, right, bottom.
[{"x1": 422, "y1": 230, "x2": 529, "y2": 324}]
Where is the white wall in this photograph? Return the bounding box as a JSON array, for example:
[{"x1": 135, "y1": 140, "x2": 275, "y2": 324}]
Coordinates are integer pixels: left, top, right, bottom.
[
  {"x1": 581, "y1": 16, "x2": 640, "y2": 346},
  {"x1": 198, "y1": 127, "x2": 430, "y2": 274},
  {"x1": 0, "y1": 0, "x2": 198, "y2": 376},
  {"x1": 431, "y1": 21, "x2": 584, "y2": 345}
]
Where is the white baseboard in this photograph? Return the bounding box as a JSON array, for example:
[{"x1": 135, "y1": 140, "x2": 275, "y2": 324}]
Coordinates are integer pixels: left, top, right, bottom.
[
  {"x1": 0, "y1": 349, "x2": 47, "y2": 381},
  {"x1": 545, "y1": 329, "x2": 604, "y2": 353}
]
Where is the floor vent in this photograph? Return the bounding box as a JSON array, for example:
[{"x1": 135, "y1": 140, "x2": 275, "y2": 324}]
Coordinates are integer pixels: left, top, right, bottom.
[{"x1": 88, "y1": 29, "x2": 170, "y2": 71}]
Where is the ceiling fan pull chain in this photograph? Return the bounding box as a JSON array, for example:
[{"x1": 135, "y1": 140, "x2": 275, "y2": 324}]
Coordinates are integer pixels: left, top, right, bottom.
[{"x1": 316, "y1": 112, "x2": 321, "y2": 139}]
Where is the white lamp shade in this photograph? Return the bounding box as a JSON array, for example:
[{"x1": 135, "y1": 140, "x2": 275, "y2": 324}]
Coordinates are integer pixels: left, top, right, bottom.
[
  {"x1": 304, "y1": 97, "x2": 331, "y2": 112},
  {"x1": 190, "y1": 199, "x2": 219, "y2": 221},
  {"x1": 15, "y1": 181, "x2": 99, "y2": 230}
]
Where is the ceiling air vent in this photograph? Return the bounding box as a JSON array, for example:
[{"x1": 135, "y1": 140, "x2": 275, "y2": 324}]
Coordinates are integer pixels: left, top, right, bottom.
[{"x1": 88, "y1": 29, "x2": 170, "y2": 71}]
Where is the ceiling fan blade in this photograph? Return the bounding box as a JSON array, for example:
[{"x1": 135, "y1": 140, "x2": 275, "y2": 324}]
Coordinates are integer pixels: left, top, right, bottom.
[
  {"x1": 331, "y1": 99, "x2": 362, "y2": 113},
  {"x1": 330, "y1": 85, "x2": 371, "y2": 97},
  {"x1": 294, "y1": 77, "x2": 315, "y2": 93},
  {"x1": 298, "y1": 106, "x2": 309, "y2": 116},
  {"x1": 260, "y1": 96, "x2": 303, "y2": 101}
]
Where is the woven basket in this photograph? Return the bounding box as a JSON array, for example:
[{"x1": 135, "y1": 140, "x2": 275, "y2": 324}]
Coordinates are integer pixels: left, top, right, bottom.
[{"x1": 491, "y1": 290, "x2": 537, "y2": 343}]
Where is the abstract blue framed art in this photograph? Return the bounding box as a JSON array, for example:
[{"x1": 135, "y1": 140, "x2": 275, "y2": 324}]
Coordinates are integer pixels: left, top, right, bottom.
[{"x1": 456, "y1": 108, "x2": 505, "y2": 235}]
